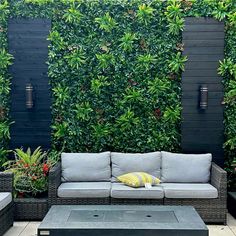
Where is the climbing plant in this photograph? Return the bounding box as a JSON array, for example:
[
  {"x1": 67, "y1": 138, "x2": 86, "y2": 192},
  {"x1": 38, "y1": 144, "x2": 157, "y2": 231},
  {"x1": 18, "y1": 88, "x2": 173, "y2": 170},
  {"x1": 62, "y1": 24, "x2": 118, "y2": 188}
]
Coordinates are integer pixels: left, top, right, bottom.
[{"x1": 0, "y1": 0, "x2": 236, "y2": 188}]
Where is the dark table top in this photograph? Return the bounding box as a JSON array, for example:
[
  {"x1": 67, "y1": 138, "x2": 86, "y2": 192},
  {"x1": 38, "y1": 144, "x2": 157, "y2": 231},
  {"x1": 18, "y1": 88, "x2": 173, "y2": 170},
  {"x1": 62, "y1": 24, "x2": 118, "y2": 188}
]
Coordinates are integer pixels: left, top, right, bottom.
[{"x1": 38, "y1": 205, "x2": 208, "y2": 231}]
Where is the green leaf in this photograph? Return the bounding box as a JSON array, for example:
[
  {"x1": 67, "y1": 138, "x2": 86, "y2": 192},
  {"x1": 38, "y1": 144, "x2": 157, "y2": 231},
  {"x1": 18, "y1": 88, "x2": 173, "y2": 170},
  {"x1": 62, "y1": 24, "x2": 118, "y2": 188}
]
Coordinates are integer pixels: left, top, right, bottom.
[
  {"x1": 65, "y1": 49, "x2": 86, "y2": 69},
  {"x1": 91, "y1": 76, "x2": 110, "y2": 95},
  {"x1": 119, "y1": 32, "x2": 137, "y2": 52},
  {"x1": 63, "y1": 6, "x2": 83, "y2": 24},
  {"x1": 169, "y1": 52, "x2": 187, "y2": 73},
  {"x1": 75, "y1": 102, "x2": 93, "y2": 121},
  {"x1": 95, "y1": 13, "x2": 117, "y2": 32},
  {"x1": 218, "y1": 58, "x2": 236, "y2": 77},
  {"x1": 0, "y1": 49, "x2": 13, "y2": 69},
  {"x1": 137, "y1": 4, "x2": 155, "y2": 25},
  {"x1": 96, "y1": 53, "x2": 115, "y2": 68}
]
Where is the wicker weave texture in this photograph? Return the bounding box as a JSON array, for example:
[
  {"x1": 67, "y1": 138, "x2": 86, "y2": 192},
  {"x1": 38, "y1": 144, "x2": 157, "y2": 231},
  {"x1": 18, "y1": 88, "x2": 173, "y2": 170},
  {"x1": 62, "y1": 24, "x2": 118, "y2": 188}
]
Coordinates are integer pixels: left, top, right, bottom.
[
  {"x1": 111, "y1": 198, "x2": 163, "y2": 205},
  {"x1": 0, "y1": 172, "x2": 14, "y2": 236},
  {"x1": 14, "y1": 198, "x2": 48, "y2": 220},
  {"x1": 0, "y1": 172, "x2": 13, "y2": 193},
  {"x1": 0, "y1": 203, "x2": 14, "y2": 236}
]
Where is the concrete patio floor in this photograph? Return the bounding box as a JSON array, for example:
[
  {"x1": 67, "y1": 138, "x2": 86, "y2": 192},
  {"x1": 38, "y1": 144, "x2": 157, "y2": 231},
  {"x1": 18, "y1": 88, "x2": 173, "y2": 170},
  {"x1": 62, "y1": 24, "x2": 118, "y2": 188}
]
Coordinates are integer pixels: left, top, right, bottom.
[{"x1": 3, "y1": 214, "x2": 236, "y2": 236}]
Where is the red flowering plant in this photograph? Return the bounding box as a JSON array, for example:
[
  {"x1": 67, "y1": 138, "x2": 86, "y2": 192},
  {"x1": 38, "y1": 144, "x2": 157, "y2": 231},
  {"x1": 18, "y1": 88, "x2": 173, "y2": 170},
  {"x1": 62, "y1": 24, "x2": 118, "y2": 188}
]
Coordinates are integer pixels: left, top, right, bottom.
[{"x1": 4, "y1": 147, "x2": 52, "y2": 197}]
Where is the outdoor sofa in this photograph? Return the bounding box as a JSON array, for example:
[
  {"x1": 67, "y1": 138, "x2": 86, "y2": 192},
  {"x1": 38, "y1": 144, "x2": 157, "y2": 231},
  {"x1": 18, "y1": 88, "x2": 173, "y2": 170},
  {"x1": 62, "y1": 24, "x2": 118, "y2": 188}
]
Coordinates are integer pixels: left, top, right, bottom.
[
  {"x1": 48, "y1": 151, "x2": 227, "y2": 224},
  {"x1": 0, "y1": 172, "x2": 14, "y2": 236}
]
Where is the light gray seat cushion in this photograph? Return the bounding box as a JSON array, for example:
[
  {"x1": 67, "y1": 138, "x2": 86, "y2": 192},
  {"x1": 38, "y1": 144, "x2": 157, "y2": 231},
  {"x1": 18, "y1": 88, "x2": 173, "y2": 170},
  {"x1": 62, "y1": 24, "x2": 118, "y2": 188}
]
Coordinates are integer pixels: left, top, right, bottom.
[
  {"x1": 61, "y1": 152, "x2": 111, "y2": 182},
  {"x1": 111, "y1": 183, "x2": 164, "y2": 199},
  {"x1": 57, "y1": 182, "x2": 111, "y2": 198},
  {"x1": 111, "y1": 152, "x2": 161, "y2": 181},
  {"x1": 161, "y1": 151, "x2": 212, "y2": 183},
  {"x1": 162, "y1": 183, "x2": 218, "y2": 199},
  {"x1": 0, "y1": 192, "x2": 12, "y2": 211}
]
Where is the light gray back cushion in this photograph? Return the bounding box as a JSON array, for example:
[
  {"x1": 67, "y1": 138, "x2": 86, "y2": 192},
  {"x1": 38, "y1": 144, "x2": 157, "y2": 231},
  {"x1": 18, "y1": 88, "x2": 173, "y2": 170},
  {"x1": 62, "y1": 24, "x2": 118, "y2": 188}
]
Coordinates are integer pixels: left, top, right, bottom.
[
  {"x1": 161, "y1": 151, "x2": 212, "y2": 183},
  {"x1": 111, "y1": 152, "x2": 161, "y2": 180},
  {"x1": 61, "y1": 152, "x2": 111, "y2": 182}
]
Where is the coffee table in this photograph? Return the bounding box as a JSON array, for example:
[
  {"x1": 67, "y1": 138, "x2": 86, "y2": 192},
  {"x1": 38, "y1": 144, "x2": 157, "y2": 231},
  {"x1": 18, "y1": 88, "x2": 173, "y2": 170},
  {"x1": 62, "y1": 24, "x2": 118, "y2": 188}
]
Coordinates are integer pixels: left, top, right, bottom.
[{"x1": 38, "y1": 205, "x2": 208, "y2": 236}]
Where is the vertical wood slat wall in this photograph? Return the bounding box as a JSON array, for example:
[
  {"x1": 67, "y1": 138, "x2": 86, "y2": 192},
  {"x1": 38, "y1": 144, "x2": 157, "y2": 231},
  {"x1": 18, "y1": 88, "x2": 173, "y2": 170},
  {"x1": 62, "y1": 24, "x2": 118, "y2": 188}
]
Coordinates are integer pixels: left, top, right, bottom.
[
  {"x1": 8, "y1": 19, "x2": 51, "y2": 150},
  {"x1": 181, "y1": 17, "x2": 225, "y2": 166}
]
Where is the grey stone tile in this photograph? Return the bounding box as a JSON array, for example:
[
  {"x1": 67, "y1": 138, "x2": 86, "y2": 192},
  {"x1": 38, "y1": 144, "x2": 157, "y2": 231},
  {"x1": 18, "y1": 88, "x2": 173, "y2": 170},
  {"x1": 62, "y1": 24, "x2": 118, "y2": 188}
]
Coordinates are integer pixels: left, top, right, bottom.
[
  {"x1": 4, "y1": 222, "x2": 28, "y2": 236},
  {"x1": 3, "y1": 214, "x2": 236, "y2": 236},
  {"x1": 208, "y1": 225, "x2": 236, "y2": 236},
  {"x1": 19, "y1": 222, "x2": 40, "y2": 236}
]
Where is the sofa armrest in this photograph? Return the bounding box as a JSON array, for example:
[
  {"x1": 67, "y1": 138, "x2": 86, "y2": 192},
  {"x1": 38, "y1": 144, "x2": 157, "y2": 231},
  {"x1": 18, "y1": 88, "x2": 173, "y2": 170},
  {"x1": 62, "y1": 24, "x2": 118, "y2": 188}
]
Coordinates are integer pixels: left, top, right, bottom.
[
  {"x1": 0, "y1": 172, "x2": 13, "y2": 193},
  {"x1": 48, "y1": 162, "x2": 61, "y2": 200},
  {"x1": 210, "y1": 162, "x2": 227, "y2": 200}
]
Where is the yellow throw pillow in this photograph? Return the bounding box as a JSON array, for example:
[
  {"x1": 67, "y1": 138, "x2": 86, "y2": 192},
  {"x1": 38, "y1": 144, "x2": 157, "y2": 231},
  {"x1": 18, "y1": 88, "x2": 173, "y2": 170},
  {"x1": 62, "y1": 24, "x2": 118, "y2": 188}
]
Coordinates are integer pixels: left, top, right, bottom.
[{"x1": 117, "y1": 172, "x2": 161, "y2": 188}]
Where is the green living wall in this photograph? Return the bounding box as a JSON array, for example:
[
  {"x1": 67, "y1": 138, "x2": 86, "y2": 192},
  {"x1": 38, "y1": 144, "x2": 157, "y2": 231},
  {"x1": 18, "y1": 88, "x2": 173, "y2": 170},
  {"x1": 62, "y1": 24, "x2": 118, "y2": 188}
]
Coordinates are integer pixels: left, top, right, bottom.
[
  {"x1": 0, "y1": 0, "x2": 236, "y2": 185},
  {"x1": 0, "y1": 0, "x2": 12, "y2": 167}
]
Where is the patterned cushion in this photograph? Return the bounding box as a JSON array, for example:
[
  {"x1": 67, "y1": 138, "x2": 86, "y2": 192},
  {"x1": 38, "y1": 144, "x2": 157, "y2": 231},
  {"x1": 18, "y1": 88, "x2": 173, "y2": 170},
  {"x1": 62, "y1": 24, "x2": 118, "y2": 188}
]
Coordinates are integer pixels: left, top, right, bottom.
[{"x1": 117, "y1": 172, "x2": 160, "y2": 188}]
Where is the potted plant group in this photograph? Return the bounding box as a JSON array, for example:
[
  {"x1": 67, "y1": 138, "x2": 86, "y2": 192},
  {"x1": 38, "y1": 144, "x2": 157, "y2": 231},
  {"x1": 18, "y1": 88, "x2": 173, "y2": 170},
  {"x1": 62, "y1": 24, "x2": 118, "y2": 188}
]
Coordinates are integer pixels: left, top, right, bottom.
[{"x1": 4, "y1": 147, "x2": 53, "y2": 220}]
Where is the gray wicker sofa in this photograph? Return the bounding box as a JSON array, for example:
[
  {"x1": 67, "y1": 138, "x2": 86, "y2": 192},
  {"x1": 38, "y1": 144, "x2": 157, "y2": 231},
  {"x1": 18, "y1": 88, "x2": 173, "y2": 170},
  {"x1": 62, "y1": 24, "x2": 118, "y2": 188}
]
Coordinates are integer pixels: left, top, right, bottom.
[
  {"x1": 0, "y1": 172, "x2": 14, "y2": 236},
  {"x1": 48, "y1": 151, "x2": 227, "y2": 224}
]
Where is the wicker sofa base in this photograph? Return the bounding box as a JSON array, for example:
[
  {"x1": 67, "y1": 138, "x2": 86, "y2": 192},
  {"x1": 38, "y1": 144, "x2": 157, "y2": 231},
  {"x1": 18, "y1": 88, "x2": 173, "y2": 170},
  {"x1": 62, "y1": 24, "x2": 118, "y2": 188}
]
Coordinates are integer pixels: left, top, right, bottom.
[
  {"x1": 111, "y1": 198, "x2": 163, "y2": 205},
  {"x1": 49, "y1": 197, "x2": 110, "y2": 206},
  {"x1": 0, "y1": 202, "x2": 14, "y2": 236},
  {"x1": 14, "y1": 198, "x2": 48, "y2": 221},
  {"x1": 197, "y1": 209, "x2": 227, "y2": 225},
  {"x1": 164, "y1": 198, "x2": 227, "y2": 225}
]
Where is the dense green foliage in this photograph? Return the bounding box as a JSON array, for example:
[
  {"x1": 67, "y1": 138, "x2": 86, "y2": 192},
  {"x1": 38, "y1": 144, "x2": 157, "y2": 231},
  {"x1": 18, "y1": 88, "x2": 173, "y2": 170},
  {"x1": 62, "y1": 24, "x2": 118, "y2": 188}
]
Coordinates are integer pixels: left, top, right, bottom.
[
  {"x1": 49, "y1": 1, "x2": 185, "y2": 153},
  {"x1": 0, "y1": 0, "x2": 236, "y2": 187},
  {"x1": 218, "y1": 3, "x2": 236, "y2": 190},
  {"x1": 0, "y1": 0, "x2": 12, "y2": 168}
]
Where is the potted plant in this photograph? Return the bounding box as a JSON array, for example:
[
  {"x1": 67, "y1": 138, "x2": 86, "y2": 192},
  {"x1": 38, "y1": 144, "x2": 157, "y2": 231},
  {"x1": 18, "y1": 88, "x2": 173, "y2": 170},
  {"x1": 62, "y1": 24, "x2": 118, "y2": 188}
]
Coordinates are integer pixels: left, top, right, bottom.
[
  {"x1": 4, "y1": 147, "x2": 53, "y2": 220},
  {"x1": 226, "y1": 156, "x2": 236, "y2": 218}
]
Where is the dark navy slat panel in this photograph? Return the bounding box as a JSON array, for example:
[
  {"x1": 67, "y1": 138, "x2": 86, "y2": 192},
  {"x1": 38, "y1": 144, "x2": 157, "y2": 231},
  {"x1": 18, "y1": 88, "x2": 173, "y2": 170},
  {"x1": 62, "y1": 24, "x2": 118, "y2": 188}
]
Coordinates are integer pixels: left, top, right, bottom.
[
  {"x1": 8, "y1": 18, "x2": 51, "y2": 151},
  {"x1": 182, "y1": 69, "x2": 220, "y2": 77},
  {"x1": 183, "y1": 32, "x2": 225, "y2": 40},
  {"x1": 184, "y1": 24, "x2": 224, "y2": 32},
  {"x1": 182, "y1": 99, "x2": 223, "y2": 107},
  {"x1": 183, "y1": 47, "x2": 224, "y2": 55},
  {"x1": 181, "y1": 17, "x2": 224, "y2": 166},
  {"x1": 182, "y1": 84, "x2": 223, "y2": 91},
  {"x1": 184, "y1": 17, "x2": 224, "y2": 24},
  {"x1": 182, "y1": 77, "x2": 222, "y2": 83},
  {"x1": 185, "y1": 62, "x2": 220, "y2": 70},
  {"x1": 184, "y1": 39, "x2": 224, "y2": 47},
  {"x1": 186, "y1": 54, "x2": 224, "y2": 62}
]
